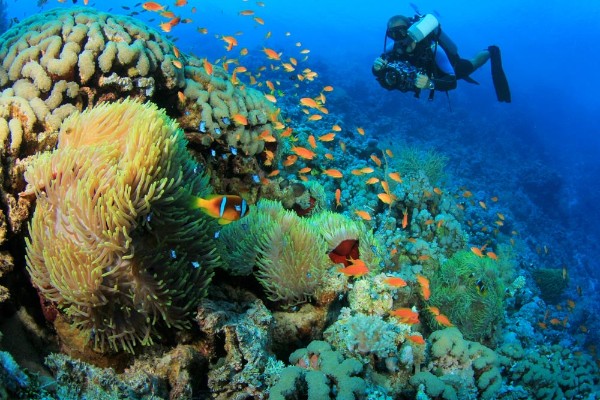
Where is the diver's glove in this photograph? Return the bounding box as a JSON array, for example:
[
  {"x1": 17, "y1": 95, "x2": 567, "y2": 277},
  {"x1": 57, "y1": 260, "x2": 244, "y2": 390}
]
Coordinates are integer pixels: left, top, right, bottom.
[
  {"x1": 373, "y1": 57, "x2": 388, "y2": 72},
  {"x1": 415, "y1": 73, "x2": 434, "y2": 89}
]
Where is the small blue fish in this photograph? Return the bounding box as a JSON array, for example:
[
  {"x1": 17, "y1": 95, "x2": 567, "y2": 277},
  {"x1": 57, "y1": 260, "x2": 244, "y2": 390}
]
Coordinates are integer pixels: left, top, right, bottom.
[
  {"x1": 214, "y1": 128, "x2": 221, "y2": 135},
  {"x1": 230, "y1": 147, "x2": 238, "y2": 156},
  {"x1": 222, "y1": 117, "x2": 230, "y2": 125},
  {"x1": 252, "y1": 174, "x2": 260, "y2": 183},
  {"x1": 191, "y1": 261, "x2": 200, "y2": 269},
  {"x1": 199, "y1": 121, "x2": 206, "y2": 132}
]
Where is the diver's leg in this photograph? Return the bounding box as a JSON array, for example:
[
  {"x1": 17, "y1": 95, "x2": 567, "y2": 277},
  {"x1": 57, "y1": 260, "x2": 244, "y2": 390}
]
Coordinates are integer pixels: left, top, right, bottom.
[{"x1": 470, "y1": 49, "x2": 491, "y2": 71}]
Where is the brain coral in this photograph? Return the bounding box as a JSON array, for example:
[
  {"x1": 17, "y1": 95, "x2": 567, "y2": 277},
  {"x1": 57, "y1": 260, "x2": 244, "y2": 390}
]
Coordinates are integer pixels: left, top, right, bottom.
[
  {"x1": 23, "y1": 99, "x2": 220, "y2": 353},
  {"x1": 0, "y1": 7, "x2": 279, "y2": 247}
]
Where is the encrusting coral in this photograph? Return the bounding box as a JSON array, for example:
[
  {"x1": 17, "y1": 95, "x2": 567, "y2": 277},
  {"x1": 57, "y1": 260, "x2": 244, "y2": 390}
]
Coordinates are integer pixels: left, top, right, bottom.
[{"x1": 23, "y1": 99, "x2": 220, "y2": 353}]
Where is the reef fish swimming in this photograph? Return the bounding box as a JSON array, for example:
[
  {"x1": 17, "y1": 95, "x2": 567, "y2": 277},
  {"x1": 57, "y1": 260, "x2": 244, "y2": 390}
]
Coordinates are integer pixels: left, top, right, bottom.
[{"x1": 193, "y1": 195, "x2": 249, "y2": 225}]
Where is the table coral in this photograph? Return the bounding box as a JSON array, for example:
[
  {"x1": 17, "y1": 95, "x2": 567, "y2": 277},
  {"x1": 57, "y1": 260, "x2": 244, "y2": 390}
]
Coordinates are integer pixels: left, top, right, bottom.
[{"x1": 23, "y1": 99, "x2": 220, "y2": 354}]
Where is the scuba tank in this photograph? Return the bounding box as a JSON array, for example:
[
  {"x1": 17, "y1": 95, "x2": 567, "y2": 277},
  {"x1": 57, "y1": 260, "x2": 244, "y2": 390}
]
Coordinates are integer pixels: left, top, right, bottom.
[
  {"x1": 407, "y1": 14, "x2": 439, "y2": 43},
  {"x1": 409, "y1": 13, "x2": 461, "y2": 65}
]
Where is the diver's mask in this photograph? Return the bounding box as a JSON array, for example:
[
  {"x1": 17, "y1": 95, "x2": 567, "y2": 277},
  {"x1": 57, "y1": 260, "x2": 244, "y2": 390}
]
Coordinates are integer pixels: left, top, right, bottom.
[{"x1": 383, "y1": 25, "x2": 413, "y2": 52}]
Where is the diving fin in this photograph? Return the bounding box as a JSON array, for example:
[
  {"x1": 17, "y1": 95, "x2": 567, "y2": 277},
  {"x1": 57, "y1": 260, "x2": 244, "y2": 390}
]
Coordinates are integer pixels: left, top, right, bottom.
[
  {"x1": 488, "y1": 45, "x2": 511, "y2": 103},
  {"x1": 463, "y1": 76, "x2": 479, "y2": 85}
]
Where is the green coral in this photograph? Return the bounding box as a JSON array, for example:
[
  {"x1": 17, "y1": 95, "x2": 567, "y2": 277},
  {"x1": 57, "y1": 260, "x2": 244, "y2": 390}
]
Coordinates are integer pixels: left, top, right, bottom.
[
  {"x1": 395, "y1": 146, "x2": 449, "y2": 184},
  {"x1": 531, "y1": 268, "x2": 568, "y2": 304},
  {"x1": 424, "y1": 328, "x2": 502, "y2": 400},
  {"x1": 498, "y1": 342, "x2": 600, "y2": 399},
  {"x1": 428, "y1": 251, "x2": 508, "y2": 342},
  {"x1": 24, "y1": 99, "x2": 219, "y2": 353},
  {"x1": 269, "y1": 341, "x2": 366, "y2": 400},
  {"x1": 410, "y1": 372, "x2": 457, "y2": 400}
]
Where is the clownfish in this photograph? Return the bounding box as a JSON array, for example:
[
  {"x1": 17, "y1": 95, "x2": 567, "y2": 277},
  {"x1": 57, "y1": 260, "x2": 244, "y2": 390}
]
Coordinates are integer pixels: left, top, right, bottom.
[{"x1": 193, "y1": 195, "x2": 249, "y2": 225}]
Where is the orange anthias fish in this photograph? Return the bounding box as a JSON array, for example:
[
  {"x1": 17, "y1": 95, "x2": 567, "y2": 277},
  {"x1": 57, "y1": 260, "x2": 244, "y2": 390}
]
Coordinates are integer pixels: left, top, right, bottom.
[
  {"x1": 335, "y1": 189, "x2": 341, "y2": 208},
  {"x1": 193, "y1": 195, "x2": 250, "y2": 225},
  {"x1": 319, "y1": 133, "x2": 336, "y2": 142},
  {"x1": 471, "y1": 246, "x2": 484, "y2": 257},
  {"x1": 291, "y1": 146, "x2": 316, "y2": 160},
  {"x1": 435, "y1": 313, "x2": 454, "y2": 327},
  {"x1": 354, "y1": 210, "x2": 372, "y2": 221},
  {"x1": 406, "y1": 334, "x2": 425, "y2": 345},
  {"x1": 384, "y1": 276, "x2": 407, "y2": 288},
  {"x1": 142, "y1": 2, "x2": 164, "y2": 11},
  {"x1": 300, "y1": 97, "x2": 319, "y2": 108},
  {"x1": 390, "y1": 308, "x2": 420, "y2": 324},
  {"x1": 416, "y1": 274, "x2": 431, "y2": 300},
  {"x1": 323, "y1": 169, "x2": 343, "y2": 178},
  {"x1": 263, "y1": 47, "x2": 281, "y2": 60},
  {"x1": 222, "y1": 36, "x2": 238, "y2": 51},
  {"x1": 232, "y1": 114, "x2": 248, "y2": 125},
  {"x1": 337, "y1": 258, "x2": 369, "y2": 277}
]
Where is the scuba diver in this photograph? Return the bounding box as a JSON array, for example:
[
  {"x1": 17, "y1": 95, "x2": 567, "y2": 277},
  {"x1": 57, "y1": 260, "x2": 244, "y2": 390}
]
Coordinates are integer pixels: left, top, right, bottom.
[{"x1": 372, "y1": 14, "x2": 511, "y2": 103}]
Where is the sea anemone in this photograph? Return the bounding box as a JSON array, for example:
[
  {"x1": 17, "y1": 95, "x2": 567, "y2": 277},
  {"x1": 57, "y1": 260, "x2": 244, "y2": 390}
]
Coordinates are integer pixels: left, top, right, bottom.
[{"x1": 24, "y1": 99, "x2": 220, "y2": 353}]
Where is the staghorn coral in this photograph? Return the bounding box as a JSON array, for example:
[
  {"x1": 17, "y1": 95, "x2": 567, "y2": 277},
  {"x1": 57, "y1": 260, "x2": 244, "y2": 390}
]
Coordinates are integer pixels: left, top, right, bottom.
[{"x1": 23, "y1": 99, "x2": 220, "y2": 353}]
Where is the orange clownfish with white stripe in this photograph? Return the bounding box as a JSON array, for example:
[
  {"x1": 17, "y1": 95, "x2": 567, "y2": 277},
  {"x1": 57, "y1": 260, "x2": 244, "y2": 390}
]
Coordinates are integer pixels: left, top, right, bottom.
[{"x1": 193, "y1": 195, "x2": 250, "y2": 225}]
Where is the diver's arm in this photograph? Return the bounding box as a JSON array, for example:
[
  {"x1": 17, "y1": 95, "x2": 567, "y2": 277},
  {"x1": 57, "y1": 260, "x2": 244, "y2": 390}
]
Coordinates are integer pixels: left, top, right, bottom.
[{"x1": 431, "y1": 45, "x2": 457, "y2": 91}]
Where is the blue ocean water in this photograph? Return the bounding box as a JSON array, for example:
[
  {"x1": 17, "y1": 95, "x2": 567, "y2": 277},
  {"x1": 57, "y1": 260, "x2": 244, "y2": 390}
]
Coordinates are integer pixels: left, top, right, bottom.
[{"x1": 1, "y1": 0, "x2": 599, "y2": 397}]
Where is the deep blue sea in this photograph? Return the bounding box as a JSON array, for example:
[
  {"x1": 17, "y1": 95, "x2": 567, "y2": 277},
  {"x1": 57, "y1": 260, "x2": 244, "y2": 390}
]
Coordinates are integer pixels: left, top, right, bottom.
[{"x1": 1, "y1": 0, "x2": 599, "y2": 397}]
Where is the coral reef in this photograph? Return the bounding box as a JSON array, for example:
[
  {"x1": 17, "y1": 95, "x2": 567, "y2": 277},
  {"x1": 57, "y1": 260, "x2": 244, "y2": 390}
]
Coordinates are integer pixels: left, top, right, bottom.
[
  {"x1": 0, "y1": 251, "x2": 12, "y2": 302},
  {"x1": 498, "y1": 342, "x2": 600, "y2": 399},
  {"x1": 269, "y1": 340, "x2": 366, "y2": 400},
  {"x1": 428, "y1": 251, "x2": 509, "y2": 343},
  {"x1": 395, "y1": 146, "x2": 449, "y2": 184},
  {"x1": 195, "y1": 285, "x2": 275, "y2": 399},
  {"x1": 23, "y1": 99, "x2": 220, "y2": 354},
  {"x1": 0, "y1": 7, "x2": 186, "y2": 241},
  {"x1": 420, "y1": 328, "x2": 502, "y2": 400},
  {"x1": 0, "y1": 7, "x2": 279, "y2": 247}
]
